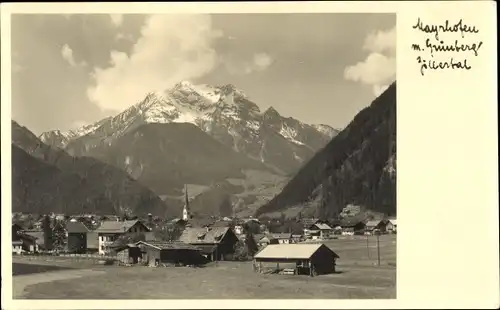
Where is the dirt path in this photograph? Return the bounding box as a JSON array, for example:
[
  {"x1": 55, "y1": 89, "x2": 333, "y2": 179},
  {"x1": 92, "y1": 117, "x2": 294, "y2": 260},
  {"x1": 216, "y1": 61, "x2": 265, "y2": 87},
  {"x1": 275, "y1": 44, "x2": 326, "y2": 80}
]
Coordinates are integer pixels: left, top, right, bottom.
[{"x1": 13, "y1": 268, "x2": 105, "y2": 299}]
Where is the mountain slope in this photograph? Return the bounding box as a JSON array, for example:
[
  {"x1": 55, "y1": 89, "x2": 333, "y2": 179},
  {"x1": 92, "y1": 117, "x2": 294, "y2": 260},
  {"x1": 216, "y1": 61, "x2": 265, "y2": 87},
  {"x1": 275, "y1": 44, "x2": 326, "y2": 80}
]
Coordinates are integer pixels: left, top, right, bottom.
[
  {"x1": 256, "y1": 82, "x2": 397, "y2": 218},
  {"x1": 40, "y1": 82, "x2": 339, "y2": 174},
  {"x1": 11, "y1": 121, "x2": 169, "y2": 217},
  {"x1": 81, "y1": 122, "x2": 270, "y2": 196}
]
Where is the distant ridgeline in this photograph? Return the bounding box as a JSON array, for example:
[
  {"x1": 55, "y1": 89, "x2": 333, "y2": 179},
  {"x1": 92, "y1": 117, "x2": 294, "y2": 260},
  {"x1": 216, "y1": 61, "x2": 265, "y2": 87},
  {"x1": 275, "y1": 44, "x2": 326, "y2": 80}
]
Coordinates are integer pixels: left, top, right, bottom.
[{"x1": 256, "y1": 82, "x2": 397, "y2": 218}]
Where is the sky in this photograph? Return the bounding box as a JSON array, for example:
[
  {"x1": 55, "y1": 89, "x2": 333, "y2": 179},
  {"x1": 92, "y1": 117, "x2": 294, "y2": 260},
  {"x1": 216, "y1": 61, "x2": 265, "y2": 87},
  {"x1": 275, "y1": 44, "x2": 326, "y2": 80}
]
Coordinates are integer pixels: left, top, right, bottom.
[{"x1": 11, "y1": 13, "x2": 396, "y2": 135}]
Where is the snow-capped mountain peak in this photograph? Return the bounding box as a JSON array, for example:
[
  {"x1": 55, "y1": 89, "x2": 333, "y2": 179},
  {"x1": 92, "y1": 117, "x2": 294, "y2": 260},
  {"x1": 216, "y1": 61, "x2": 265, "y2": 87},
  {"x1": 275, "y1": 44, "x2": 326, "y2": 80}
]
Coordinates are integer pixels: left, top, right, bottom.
[{"x1": 40, "y1": 81, "x2": 338, "y2": 172}]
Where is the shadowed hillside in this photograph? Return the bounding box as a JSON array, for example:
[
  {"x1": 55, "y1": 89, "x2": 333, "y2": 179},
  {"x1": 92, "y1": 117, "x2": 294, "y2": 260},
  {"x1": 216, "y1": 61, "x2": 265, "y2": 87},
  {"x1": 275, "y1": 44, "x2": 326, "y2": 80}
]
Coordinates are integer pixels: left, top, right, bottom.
[
  {"x1": 256, "y1": 82, "x2": 396, "y2": 218},
  {"x1": 11, "y1": 121, "x2": 169, "y2": 217}
]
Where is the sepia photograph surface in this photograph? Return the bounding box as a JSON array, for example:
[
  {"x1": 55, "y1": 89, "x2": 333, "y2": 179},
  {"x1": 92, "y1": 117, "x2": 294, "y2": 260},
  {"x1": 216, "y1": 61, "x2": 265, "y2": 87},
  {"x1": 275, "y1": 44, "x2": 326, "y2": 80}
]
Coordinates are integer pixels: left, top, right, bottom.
[
  {"x1": 9, "y1": 12, "x2": 396, "y2": 299},
  {"x1": 2, "y1": 2, "x2": 498, "y2": 309}
]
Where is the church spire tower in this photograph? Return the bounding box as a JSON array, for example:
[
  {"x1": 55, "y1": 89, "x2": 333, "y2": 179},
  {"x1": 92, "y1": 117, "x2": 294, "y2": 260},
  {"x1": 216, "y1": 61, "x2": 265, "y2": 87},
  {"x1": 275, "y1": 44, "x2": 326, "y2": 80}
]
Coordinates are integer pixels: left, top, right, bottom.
[{"x1": 182, "y1": 184, "x2": 190, "y2": 221}]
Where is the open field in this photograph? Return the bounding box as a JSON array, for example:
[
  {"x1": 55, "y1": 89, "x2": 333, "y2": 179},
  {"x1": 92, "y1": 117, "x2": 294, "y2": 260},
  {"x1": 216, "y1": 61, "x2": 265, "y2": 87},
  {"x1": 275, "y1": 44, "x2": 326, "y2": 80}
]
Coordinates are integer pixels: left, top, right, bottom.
[
  {"x1": 13, "y1": 235, "x2": 396, "y2": 299},
  {"x1": 13, "y1": 263, "x2": 75, "y2": 276}
]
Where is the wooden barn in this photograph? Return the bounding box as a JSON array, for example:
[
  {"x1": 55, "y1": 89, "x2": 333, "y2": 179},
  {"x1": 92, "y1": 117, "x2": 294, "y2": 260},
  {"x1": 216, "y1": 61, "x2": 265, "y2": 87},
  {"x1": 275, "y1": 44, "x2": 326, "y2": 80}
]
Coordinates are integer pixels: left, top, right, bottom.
[
  {"x1": 66, "y1": 221, "x2": 90, "y2": 253},
  {"x1": 178, "y1": 227, "x2": 239, "y2": 261},
  {"x1": 113, "y1": 244, "x2": 143, "y2": 265},
  {"x1": 253, "y1": 243, "x2": 339, "y2": 276},
  {"x1": 136, "y1": 241, "x2": 208, "y2": 267}
]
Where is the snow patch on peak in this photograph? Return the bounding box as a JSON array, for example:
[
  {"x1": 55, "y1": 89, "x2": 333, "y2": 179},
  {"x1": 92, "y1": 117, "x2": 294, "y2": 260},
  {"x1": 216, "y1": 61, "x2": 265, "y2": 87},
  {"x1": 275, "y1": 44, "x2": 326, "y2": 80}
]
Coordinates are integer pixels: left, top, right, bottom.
[
  {"x1": 279, "y1": 124, "x2": 304, "y2": 146},
  {"x1": 312, "y1": 124, "x2": 338, "y2": 138}
]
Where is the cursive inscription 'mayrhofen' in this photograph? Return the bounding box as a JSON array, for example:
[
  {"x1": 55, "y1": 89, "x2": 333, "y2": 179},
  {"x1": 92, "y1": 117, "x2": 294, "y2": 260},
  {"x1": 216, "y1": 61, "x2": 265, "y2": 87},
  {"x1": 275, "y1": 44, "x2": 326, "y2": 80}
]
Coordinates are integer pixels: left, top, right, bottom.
[{"x1": 412, "y1": 17, "x2": 479, "y2": 41}]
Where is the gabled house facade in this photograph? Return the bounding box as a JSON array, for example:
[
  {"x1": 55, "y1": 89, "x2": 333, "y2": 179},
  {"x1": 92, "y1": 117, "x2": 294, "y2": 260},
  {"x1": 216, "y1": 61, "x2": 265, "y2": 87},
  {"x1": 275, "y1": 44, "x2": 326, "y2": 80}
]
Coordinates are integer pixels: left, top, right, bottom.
[
  {"x1": 66, "y1": 221, "x2": 91, "y2": 253},
  {"x1": 304, "y1": 223, "x2": 333, "y2": 240},
  {"x1": 94, "y1": 220, "x2": 151, "y2": 255},
  {"x1": 178, "y1": 227, "x2": 239, "y2": 261}
]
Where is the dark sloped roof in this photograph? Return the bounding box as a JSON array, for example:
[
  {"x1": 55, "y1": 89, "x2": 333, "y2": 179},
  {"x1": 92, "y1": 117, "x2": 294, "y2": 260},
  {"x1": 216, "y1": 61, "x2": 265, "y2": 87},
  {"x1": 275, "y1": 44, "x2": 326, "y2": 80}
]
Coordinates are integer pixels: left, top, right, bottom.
[
  {"x1": 271, "y1": 233, "x2": 292, "y2": 239},
  {"x1": 179, "y1": 227, "x2": 230, "y2": 244},
  {"x1": 94, "y1": 220, "x2": 149, "y2": 233},
  {"x1": 255, "y1": 243, "x2": 340, "y2": 260},
  {"x1": 66, "y1": 221, "x2": 90, "y2": 233},
  {"x1": 193, "y1": 244, "x2": 218, "y2": 255},
  {"x1": 137, "y1": 241, "x2": 202, "y2": 251}
]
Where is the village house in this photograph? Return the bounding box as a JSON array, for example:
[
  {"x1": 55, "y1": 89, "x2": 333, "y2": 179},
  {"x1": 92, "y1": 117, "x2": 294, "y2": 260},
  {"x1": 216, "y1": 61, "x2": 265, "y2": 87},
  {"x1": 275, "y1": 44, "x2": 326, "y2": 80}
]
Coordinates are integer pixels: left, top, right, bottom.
[
  {"x1": 364, "y1": 220, "x2": 387, "y2": 235},
  {"x1": 178, "y1": 226, "x2": 239, "y2": 261},
  {"x1": 136, "y1": 241, "x2": 209, "y2": 266},
  {"x1": 340, "y1": 219, "x2": 366, "y2": 235},
  {"x1": 271, "y1": 233, "x2": 293, "y2": 244},
  {"x1": 94, "y1": 220, "x2": 151, "y2": 255},
  {"x1": 253, "y1": 243, "x2": 340, "y2": 276},
  {"x1": 12, "y1": 223, "x2": 39, "y2": 254},
  {"x1": 252, "y1": 234, "x2": 266, "y2": 248},
  {"x1": 385, "y1": 219, "x2": 397, "y2": 233},
  {"x1": 257, "y1": 235, "x2": 278, "y2": 246},
  {"x1": 291, "y1": 233, "x2": 304, "y2": 243},
  {"x1": 66, "y1": 221, "x2": 91, "y2": 253},
  {"x1": 23, "y1": 229, "x2": 47, "y2": 250},
  {"x1": 304, "y1": 222, "x2": 334, "y2": 240}
]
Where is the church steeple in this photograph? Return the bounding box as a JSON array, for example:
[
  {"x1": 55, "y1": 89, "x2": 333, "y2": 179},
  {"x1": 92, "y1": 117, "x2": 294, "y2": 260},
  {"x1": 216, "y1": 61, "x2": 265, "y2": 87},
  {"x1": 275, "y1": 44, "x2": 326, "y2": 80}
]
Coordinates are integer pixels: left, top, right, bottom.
[{"x1": 182, "y1": 184, "x2": 190, "y2": 221}]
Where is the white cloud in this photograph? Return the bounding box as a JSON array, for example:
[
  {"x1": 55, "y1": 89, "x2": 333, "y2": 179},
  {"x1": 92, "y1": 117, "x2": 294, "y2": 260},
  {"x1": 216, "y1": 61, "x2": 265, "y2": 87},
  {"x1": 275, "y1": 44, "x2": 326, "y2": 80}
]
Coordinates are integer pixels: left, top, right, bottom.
[
  {"x1": 253, "y1": 53, "x2": 273, "y2": 70},
  {"x1": 222, "y1": 52, "x2": 274, "y2": 75},
  {"x1": 363, "y1": 27, "x2": 396, "y2": 56},
  {"x1": 110, "y1": 14, "x2": 124, "y2": 27},
  {"x1": 344, "y1": 53, "x2": 395, "y2": 86},
  {"x1": 87, "y1": 14, "x2": 223, "y2": 112},
  {"x1": 344, "y1": 26, "x2": 396, "y2": 96},
  {"x1": 61, "y1": 44, "x2": 87, "y2": 67}
]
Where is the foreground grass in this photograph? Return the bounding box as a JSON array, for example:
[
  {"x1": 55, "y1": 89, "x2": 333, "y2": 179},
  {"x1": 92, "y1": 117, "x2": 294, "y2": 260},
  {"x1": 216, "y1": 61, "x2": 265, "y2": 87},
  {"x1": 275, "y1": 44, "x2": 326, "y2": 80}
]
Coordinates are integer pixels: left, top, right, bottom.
[
  {"x1": 17, "y1": 235, "x2": 396, "y2": 299},
  {"x1": 21, "y1": 262, "x2": 395, "y2": 299}
]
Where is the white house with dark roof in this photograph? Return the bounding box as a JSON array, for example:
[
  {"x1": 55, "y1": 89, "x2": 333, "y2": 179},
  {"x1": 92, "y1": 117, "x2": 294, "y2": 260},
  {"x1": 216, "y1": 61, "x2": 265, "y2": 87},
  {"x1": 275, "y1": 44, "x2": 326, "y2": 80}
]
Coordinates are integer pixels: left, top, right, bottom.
[
  {"x1": 304, "y1": 222, "x2": 333, "y2": 240},
  {"x1": 94, "y1": 220, "x2": 150, "y2": 255},
  {"x1": 386, "y1": 219, "x2": 397, "y2": 233}
]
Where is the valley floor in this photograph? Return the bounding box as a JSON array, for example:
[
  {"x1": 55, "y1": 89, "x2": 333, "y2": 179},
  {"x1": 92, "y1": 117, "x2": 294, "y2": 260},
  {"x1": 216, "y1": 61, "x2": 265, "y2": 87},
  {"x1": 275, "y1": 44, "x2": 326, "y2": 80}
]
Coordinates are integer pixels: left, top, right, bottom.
[{"x1": 12, "y1": 235, "x2": 396, "y2": 299}]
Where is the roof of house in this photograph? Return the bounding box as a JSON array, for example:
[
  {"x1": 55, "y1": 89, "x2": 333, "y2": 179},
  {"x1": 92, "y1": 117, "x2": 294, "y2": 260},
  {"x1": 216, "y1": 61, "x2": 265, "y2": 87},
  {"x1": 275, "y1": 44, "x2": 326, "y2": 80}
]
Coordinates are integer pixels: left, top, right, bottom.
[
  {"x1": 365, "y1": 220, "x2": 382, "y2": 227},
  {"x1": 211, "y1": 220, "x2": 232, "y2": 227},
  {"x1": 188, "y1": 218, "x2": 215, "y2": 228},
  {"x1": 194, "y1": 244, "x2": 218, "y2": 255},
  {"x1": 178, "y1": 227, "x2": 231, "y2": 244},
  {"x1": 254, "y1": 243, "x2": 339, "y2": 260},
  {"x1": 340, "y1": 219, "x2": 365, "y2": 227},
  {"x1": 23, "y1": 231, "x2": 44, "y2": 246},
  {"x1": 12, "y1": 240, "x2": 23, "y2": 246},
  {"x1": 94, "y1": 220, "x2": 149, "y2": 233},
  {"x1": 301, "y1": 218, "x2": 320, "y2": 226},
  {"x1": 271, "y1": 233, "x2": 292, "y2": 239},
  {"x1": 66, "y1": 221, "x2": 90, "y2": 233},
  {"x1": 253, "y1": 233, "x2": 265, "y2": 243},
  {"x1": 136, "y1": 241, "x2": 202, "y2": 251},
  {"x1": 388, "y1": 219, "x2": 397, "y2": 225},
  {"x1": 313, "y1": 223, "x2": 333, "y2": 230},
  {"x1": 19, "y1": 232, "x2": 38, "y2": 241}
]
